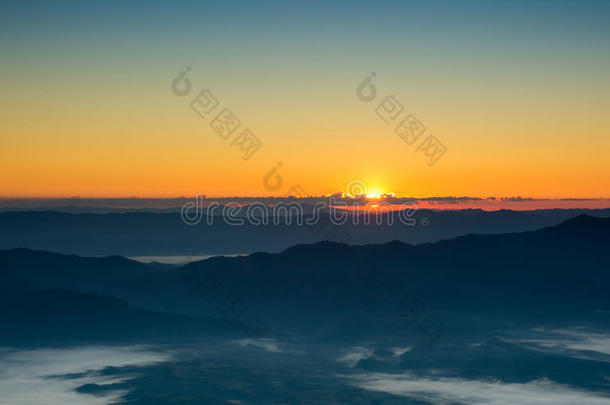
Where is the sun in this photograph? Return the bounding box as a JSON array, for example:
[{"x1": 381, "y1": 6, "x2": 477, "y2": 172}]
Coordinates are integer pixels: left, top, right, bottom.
[
  {"x1": 366, "y1": 188, "x2": 384, "y2": 200},
  {"x1": 365, "y1": 188, "x2": 395, "y2": 199}
]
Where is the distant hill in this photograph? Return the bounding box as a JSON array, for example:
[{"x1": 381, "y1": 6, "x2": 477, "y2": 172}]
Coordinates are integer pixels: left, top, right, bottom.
[
  {"x1": 1, "y1": 215, "x2": 609, "y2": 345},
  {"x1": 0, "y1": 248, "x2": 204, "y2": 316},
  {"x1": 0, "y1": 209, "x2": 609, "y2": 256},
  {"x1": 176, "y1": 215, "x2": 610, "y2": 334},
  {"x1": 0, "y1": 289, "x2": 241, "y2": 345}
]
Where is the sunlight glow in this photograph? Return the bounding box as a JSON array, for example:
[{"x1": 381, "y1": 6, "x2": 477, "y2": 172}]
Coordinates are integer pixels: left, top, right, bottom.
[
  {"x1": 365, "y1": 188, "x2": 383, "y2": 199},
  {"x1": 365, "y1": 190, "x2": 394, "y2": 199}
]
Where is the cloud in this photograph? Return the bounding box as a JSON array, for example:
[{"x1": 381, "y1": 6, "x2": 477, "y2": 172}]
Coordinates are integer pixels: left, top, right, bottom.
[
  {"x1": 0, "y1": 346, "x2": 170, "y2": 405},
  {"x1": 504, "y1": 328, "x2": 610, "y2": 362},
  {"x1": 391, "y1": 346, "x2": 412, "y2": 357},
  {"x1": 348, "y1": 373, "x2": 610, "y2": 405},
  {"x1": 233, "y1": 338, "x2": 282, "y2": 353},
  {"x1": 337, "y1": 346, "x2": 373, "y2": 367}
]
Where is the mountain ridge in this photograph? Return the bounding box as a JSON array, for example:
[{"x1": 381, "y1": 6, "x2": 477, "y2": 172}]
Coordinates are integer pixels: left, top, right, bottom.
[{"x1": 1, "y1": 214, "x2": 609, "y2": 343}]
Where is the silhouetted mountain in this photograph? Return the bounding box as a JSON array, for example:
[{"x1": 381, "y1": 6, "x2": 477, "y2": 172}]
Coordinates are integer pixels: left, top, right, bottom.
[
  {"x1": 177, "y1": 215, "x2": 610, "y2": 338},
  {"x1": 0, "y1": 248, "x2": 204, "y2": 316},
  {"x1": 0, "y1": 288, "x2": 242, "y2": 345},
  {"x1": 2, "y1": 215, "x2": 609, "y2": 345},
  {"x1": 0, "y1": 209, "x2": 609, "y2": 256}
]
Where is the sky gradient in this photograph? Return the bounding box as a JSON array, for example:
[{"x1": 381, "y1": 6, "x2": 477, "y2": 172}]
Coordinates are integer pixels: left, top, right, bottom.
[{"x1": 1, "y1": 0, "x2": 609, "y2": 198}]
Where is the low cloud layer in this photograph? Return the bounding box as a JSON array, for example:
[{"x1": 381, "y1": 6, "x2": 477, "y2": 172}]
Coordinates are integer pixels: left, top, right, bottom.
[
  {"x1": 349, "y1": 373, "x2": 610, "y2": 405},
  {"x1": 233, "y1": 338, "x2": 282, "y2": 353},
  {"x1": 337, "y1": 346, "x2": 373, "y2": 367},
  {"x1": 0, "y1": 346, "x2": 170, "y2": 405},
  {"x1": 505, "y1": 328, "x2": 610, "y2": 362}
]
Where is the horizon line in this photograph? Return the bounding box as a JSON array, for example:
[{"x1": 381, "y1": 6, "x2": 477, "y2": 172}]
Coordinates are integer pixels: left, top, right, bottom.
[{"x1": 1, "y1": 196, "x2": 610, "y2": 201}]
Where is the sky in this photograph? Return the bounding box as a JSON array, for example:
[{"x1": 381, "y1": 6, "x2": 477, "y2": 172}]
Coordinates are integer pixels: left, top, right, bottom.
[{"x1": 1, "y1": 0, "x2": 609, "y2": 198}]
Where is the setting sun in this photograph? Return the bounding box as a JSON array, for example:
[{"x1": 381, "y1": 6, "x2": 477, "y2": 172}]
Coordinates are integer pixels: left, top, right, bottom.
[
  {"x1": 365, "y1": 190, "x2": 395, "y2": 199},
  {"x1": 365, "y1": 188, "x2": 383, "y2": 199}
]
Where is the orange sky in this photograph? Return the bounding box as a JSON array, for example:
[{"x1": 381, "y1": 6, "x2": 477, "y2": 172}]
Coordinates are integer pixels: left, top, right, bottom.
[{"x1": 1, "y1": 1, "x2": 609, "y2": 199}]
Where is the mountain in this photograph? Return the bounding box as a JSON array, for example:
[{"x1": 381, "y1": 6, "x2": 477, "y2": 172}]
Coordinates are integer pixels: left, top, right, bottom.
[
  {"x1": 1, "y1": 215, "x2": 609, "y2": 345},
  {"x1": 173, "y1": 214, "x2": 610, "y2": 338},
  {"x1": 0, "y1": 209, "x2": 609, "y2": 256},
  {"x1": 0, "y1": 248, "x2": 196, "y2": 314},
  {"x1": 0, "y1": 288, "x2": 244, "y2": 345}
]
